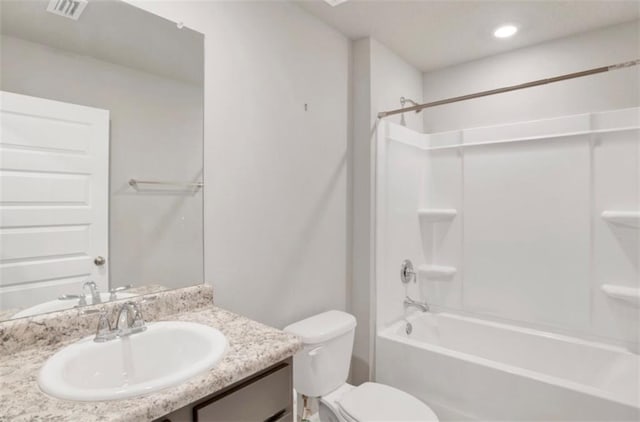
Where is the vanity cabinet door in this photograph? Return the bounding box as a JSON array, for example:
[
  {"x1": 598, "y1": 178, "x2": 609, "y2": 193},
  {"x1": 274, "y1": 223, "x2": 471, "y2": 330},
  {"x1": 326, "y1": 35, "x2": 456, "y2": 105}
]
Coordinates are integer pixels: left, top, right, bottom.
[
  {"x1": 194, "y1": 362, "x2": 292, "y2": 422},
  {"x1": 156, "y1": 359, "x2": 293, "y2": 422},
  {"x1": 158, "y1": 360, "x2": 293, "y2": 422}
]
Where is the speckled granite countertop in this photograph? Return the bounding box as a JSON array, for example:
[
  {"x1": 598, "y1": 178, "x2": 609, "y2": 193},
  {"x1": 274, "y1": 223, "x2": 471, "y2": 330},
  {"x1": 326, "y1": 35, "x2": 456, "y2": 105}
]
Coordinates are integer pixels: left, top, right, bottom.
[{"x1": 0, "y1": 306, "x2": 302, "y2": 422}]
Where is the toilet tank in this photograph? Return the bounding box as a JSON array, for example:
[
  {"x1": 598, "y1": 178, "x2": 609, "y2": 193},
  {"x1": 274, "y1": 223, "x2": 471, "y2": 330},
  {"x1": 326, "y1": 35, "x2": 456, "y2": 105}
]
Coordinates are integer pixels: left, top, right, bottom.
[{"x1": 284, "y1": 310, "x2": 357, "y2": 398}]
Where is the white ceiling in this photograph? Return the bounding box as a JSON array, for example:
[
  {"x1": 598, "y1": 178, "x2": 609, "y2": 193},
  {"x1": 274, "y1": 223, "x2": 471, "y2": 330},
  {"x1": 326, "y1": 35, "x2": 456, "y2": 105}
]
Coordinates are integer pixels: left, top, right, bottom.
[
  {"x1": 0, "y1": 0, "x2": 204, "y2": 85},
  {"x1": 296, "y1": 0, "x2": 640, "y2": 72}
]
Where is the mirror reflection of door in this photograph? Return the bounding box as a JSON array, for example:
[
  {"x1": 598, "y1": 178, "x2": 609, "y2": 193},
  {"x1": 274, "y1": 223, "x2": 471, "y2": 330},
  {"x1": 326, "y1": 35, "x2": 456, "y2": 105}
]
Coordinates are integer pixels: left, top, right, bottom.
[{"x1": 0, "y1": 91, "x2": 109, "y2": 313}]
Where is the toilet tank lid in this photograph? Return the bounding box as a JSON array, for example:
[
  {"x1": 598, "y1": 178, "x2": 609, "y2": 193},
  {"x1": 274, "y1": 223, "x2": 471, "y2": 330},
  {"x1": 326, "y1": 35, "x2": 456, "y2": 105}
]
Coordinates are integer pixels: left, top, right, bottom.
[{"x1": 284, "y1": 310, "x2": 356, "y2": 344}]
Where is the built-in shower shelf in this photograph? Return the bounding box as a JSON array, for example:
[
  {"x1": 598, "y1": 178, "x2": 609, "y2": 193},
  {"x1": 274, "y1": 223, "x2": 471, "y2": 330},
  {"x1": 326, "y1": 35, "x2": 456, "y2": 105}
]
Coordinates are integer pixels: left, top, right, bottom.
[
  {"x1": 417, "y1": 209, "x2": 457, "y2": 222},
  {"x1": 601, "y1": 211, "x2": 640, "y2": 228},
  {"x1": 418, "y1": 265, "x2": 457, "y2": 280},
  {"x1": 601, "y1": 284, "x2": 640, "y2": 306}
]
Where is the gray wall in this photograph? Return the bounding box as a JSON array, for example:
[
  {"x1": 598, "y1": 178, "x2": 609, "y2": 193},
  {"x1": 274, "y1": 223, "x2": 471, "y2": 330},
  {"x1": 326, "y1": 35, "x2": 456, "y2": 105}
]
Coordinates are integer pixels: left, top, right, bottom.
[
  {"x1": 351, "y1": 37, "x2": 424, "y2": 383},
  {"x1": 129, "y1": 1, "x2": 351, "y2": 330},
  {"x1": 422, "y1": 21, "x2": 640, "y2": 132}
]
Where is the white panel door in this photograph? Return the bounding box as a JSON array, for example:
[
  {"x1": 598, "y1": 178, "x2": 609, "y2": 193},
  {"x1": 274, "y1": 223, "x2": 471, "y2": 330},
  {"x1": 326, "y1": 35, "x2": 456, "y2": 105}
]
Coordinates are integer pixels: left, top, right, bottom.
[{"x1": 0, "y1": 91, "x2": 109, "y2": 312}]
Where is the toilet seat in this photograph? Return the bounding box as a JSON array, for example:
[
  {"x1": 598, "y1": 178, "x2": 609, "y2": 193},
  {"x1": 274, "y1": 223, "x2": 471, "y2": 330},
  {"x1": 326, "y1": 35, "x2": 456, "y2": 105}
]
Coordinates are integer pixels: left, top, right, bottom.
[{"x1": 336, "y1": 382, "x2": 439, "y2": 422}]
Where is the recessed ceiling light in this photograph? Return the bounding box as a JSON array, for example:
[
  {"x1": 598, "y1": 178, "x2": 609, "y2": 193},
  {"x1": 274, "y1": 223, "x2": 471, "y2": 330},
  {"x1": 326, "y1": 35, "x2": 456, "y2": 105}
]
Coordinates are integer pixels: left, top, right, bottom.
[
  {"x1": 323, "y1": 0, "x2": 349, "y2": 6},
  {"x1": 494, "y1": 25, "x2": 518, "y2": 39}
]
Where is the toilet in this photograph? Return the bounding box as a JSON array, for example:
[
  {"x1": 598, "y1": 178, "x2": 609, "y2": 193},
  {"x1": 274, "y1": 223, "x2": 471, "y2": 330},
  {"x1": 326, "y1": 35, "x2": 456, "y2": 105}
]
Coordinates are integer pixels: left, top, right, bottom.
[{"x1": 284, "y1": 310, "x2": 439, "y2": 422}]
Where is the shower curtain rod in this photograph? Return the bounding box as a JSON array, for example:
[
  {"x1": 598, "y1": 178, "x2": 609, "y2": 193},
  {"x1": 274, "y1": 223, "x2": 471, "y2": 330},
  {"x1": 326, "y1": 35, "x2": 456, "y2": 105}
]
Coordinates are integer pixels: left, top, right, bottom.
[{"x1": 377, "y1": 59, "x2": 640, "y2": 119}]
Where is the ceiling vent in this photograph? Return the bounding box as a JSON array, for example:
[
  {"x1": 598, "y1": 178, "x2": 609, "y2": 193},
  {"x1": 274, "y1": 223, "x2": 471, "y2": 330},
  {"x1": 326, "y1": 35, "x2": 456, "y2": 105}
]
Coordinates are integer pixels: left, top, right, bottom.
[{"x1": 46, "y1": 0, "x2": 88, "y2": 20}]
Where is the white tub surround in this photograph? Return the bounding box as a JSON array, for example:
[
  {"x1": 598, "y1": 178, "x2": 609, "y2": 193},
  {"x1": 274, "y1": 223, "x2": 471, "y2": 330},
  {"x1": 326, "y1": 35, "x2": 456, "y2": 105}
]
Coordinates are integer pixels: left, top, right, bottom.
[
  {"x1": 376, "y1": 107, "x2": 640, "y2": 347},
  {"x1": 601, "y1": 284, "x2": 640, "y2": 306},
  {"x1": 601, "y1": 210, "x2": 640, "y2": 228},
  {"x1": 377, "y1": 312, "x2": 640, "y2": 421},
  {"x1": 375, "y1": 107, "x2": 639, "y2": 420}
]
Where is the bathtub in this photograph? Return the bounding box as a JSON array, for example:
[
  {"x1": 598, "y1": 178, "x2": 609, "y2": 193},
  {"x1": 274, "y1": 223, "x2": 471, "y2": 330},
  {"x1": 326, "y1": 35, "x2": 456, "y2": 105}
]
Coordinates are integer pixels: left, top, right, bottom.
[{"x1": 376, "y1": 312, "x2": 640, "y2": 421}]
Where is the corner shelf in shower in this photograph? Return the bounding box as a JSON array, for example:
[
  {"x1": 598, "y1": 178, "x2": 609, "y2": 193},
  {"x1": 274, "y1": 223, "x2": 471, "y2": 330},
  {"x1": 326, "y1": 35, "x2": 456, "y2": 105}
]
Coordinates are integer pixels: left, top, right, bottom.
[
  {"x1": 417, "y1": 265, "x2": 457, "y2": 280},
  {"x1": 601, "y1": 284, "x2": 640, "y2": 306},
  {"x1": 417, "y1": 209, "x2": 457, "y2": 222},
  {"x1": 601, "y1": 211, "x2": 640, "y2": 228}
]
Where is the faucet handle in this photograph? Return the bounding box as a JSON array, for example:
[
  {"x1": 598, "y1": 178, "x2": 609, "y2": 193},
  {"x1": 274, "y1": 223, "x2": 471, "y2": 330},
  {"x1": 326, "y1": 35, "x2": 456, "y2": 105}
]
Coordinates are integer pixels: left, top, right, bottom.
[
  {"x1": 116, "y1": 301, "x2": 146, "y2": 335},
  {"x1": 129, "y1": 302, "x2": 145, "y2": 329},
  {"x1": 401, "y1": 260, "x2": 416, "y2": 284},
  {"x1": 94, "y1": 310, "x2": 115, "y2": 343},
  {"x1": 58, "y1": 294, "x2": 87, "y2": 306},
  {"x1": 109, "y1": 285, "x2": 132, "y2": 301}
]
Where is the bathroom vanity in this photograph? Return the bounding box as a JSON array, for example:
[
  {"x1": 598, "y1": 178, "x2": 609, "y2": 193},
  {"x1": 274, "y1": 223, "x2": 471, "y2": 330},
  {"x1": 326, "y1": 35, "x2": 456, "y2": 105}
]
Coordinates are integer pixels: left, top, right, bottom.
[
  {"x1": 157, "y1": 360, "x2": 293, "y2": 422},
  {"x1": 0, "y1": 286, "x2": 302, "y2": 422}
]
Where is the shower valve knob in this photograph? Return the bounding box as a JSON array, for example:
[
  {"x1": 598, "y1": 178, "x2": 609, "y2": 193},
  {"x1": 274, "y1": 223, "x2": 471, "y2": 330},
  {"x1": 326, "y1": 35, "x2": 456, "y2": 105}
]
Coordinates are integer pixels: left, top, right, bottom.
[{"x1": 400, "y1": 259, "x2": 416, "y2": 284}]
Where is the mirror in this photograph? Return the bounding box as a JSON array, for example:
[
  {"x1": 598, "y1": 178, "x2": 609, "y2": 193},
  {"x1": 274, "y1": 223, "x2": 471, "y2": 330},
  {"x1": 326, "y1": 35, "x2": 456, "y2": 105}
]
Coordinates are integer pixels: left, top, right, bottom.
[{"x1": 0, "y1": 0, "x2": 205, "y2": 320}]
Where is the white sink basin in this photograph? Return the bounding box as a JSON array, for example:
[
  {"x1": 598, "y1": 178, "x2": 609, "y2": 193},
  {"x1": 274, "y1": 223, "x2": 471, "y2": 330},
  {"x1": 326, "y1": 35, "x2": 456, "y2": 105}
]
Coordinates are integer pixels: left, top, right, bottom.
[
  {"x1": 12, "y1": 292, "x2": 136, "y2": 319},
  {"x1": 38, "y1": 321, "x2": 228, "y2": 401}
]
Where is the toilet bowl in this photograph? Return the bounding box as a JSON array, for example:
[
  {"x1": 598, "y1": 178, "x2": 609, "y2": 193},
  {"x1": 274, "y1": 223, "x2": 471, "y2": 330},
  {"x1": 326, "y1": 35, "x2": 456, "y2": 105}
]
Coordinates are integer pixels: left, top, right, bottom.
[
  {"x1": 284, "y1": 310, "x2": 439, "y2": 422},
  {"x1": 319, "y1": 382, "x2": 438, "y2": 422}
]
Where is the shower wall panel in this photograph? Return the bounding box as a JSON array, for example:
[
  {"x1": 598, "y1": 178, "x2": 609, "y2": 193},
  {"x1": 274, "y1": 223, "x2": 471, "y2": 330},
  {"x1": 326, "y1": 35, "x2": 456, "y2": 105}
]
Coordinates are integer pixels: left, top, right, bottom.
[
  {"x1": 463, "y1": 137, "x2": 591, "y2": 328},
  {"x1": 376, "y1": 108, "x2": 640, "y2": 348}
]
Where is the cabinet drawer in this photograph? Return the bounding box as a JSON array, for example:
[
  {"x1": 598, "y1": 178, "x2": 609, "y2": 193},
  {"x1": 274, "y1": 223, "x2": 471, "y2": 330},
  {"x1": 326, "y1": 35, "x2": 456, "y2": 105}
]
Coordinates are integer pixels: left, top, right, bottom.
[{"x1": 194, "y1": 363, "x2": 292, "y2": 422}]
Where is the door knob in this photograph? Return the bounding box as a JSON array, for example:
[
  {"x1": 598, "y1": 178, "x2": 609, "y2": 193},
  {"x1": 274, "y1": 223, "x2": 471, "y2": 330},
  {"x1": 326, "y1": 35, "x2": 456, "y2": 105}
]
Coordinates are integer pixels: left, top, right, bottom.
[{"x1": 94, "y1": 256, "x2": 106, "y2": 266}]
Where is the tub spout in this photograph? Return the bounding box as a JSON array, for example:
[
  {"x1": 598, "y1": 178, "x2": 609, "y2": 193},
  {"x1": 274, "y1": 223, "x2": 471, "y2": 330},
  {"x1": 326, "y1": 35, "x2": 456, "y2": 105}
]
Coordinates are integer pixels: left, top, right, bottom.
[{"x1": 404, "y1": 296, "x2": 429, "y2": 312}]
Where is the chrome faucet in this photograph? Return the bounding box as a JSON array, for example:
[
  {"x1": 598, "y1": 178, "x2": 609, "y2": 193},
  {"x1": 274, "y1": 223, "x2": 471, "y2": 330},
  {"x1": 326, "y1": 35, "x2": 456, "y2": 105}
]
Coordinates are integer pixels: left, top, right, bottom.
[
  {"x1": 404, "y1": 296, "x2": 429, "y2": 312},
  {"x1": 115, "y1": 301, "x2": 146, "y2": 336},
  {"x1": 83, "y1": 281, "x2": 101, "y2": 305},
  {"x1": 93, "y1": 301, "x2": 146, "y2": 342},
  {"x1": 400, "y1": 260, "x2": 429, "y2": 312}
]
